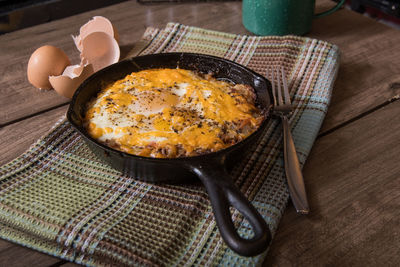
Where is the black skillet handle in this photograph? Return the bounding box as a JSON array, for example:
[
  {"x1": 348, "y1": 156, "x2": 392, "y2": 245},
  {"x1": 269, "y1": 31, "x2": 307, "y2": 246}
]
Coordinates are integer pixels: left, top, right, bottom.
[{"x1": 190, "y1": 160, "x2": 272, "y2": 256}]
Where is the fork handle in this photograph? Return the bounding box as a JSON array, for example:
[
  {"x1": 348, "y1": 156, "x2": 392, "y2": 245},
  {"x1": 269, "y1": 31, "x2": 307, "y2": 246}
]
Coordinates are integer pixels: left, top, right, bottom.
[{"x1": 282, "y1": 115, "x2": 310, "y2": 214}]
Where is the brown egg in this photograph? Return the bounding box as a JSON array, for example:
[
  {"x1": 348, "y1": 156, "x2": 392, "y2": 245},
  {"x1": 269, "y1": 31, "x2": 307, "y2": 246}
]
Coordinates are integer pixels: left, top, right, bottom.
[{"x1": 27, "y1": 45, "x2": 70, "y2": 89}]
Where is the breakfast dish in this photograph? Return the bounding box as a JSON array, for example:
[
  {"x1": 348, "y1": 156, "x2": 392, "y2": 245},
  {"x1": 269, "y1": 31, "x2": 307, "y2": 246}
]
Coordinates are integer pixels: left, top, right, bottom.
[{"x1": 84, "y1": 68, "x2": 265, "y2": 158}]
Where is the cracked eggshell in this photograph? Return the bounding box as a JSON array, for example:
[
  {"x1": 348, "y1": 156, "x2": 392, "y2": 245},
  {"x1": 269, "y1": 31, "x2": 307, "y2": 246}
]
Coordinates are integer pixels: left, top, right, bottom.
[
  {"x1": 73, "y1": 16, "x2": 119, "y2": 52},
  {"x1": 49, "y1": 63, "x2": 94, "y2": 98},
  {"x1": 80, "y1": 31, "x2": 120, "y2": 72}
]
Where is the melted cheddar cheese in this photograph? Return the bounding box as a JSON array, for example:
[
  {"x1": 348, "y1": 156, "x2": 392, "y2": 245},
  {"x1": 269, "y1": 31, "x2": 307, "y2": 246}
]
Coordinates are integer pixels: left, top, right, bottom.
[{"x1": 84, "y1": 68, "x2": 264, "y2": 158}]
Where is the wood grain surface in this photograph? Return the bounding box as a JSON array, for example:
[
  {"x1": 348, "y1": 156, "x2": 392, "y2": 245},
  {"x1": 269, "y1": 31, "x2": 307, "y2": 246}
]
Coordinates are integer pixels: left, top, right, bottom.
[
  {"x1": 311, "y1": 8, "x2": 400, "y2": 134},
  {"x1": 265, "y1": 100, "x2": 400, "y2": 267},
  {"x1": 0, "y1": 0, "x2": 399, "y2": 266},
  {"x1": 0, "y1": 105, "x2": 68, "y2": 165}
]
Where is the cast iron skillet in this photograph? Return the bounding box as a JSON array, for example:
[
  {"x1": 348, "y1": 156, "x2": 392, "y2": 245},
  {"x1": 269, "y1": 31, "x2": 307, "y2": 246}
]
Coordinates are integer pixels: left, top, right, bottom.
[{"x1": 67, "y1": 53, "x2": 273, "y2": 257}]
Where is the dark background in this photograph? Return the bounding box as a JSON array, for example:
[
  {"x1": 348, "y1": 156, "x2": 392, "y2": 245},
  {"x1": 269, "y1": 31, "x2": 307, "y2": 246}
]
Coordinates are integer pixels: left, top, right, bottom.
[{"x1": 1, "y1": 0, "x2": 399, "y2": 34}]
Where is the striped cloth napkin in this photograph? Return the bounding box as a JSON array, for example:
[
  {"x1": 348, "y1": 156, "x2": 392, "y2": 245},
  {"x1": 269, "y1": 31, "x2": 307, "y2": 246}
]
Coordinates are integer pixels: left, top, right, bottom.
[{"x1": 0, "y1": 23, "x2": 339, "y2": 266}]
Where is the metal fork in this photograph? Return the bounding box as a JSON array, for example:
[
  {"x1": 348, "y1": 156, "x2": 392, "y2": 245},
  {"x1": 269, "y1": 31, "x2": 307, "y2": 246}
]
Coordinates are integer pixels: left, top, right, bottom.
[{"x1": 267, "y1": 66, "x2": 310, "y2": 214}]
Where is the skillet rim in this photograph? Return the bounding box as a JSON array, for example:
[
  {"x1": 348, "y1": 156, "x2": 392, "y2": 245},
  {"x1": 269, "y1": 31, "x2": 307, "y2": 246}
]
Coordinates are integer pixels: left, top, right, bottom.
[{"x1": 67, "y1": 52, "x2": 273, "y2": 163}]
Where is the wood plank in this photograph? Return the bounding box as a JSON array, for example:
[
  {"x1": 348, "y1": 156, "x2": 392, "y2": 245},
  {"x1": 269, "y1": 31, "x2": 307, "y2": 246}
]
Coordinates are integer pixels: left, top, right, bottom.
[
  {"x1": 264, "y1": 100, "x2": 400, "y2": 266},
  {"x1": 0, "y1": 105, "x2": 68, "y2": 165},
  {"x1": 0, "y1": 240, "x2": 61, "y2": 267},
  {"x1": 309, "y1": 6, "x2": 400, "y2": 133},
  {"x1": 60, "y1": 263, "x2": 79, "y2": 267}
]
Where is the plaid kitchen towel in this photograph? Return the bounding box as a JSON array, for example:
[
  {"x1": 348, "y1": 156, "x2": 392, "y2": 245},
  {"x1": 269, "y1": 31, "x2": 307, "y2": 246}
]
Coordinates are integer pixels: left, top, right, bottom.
[{"x1": 0, "y1": 23, "x2": 339, "y2": 266}]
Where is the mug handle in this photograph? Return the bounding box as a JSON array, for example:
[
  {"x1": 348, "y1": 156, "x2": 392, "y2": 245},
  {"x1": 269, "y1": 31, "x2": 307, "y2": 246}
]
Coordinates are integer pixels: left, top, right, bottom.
[{"x1": 315, "y1": 0, "x2": 345, "y2": 18}]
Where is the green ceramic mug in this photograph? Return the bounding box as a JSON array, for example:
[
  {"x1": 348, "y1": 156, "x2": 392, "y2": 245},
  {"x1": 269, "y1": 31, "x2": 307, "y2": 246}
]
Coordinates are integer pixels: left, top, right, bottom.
[{"x1": 242, "y1": 0, "x2": 345, "y2": 36}]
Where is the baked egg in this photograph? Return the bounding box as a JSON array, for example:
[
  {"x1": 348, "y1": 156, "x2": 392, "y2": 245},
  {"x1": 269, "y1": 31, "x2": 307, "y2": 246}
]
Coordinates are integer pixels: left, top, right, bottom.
[{"x1": 84, "y1": 68, "x2": 264, "y2": 158}]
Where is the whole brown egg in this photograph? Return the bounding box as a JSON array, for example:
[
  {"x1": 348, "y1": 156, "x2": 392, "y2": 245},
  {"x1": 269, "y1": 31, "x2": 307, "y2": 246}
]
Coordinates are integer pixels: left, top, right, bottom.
[{"x1": 27, "y1": 45, "x2": 70, "y2": 89}]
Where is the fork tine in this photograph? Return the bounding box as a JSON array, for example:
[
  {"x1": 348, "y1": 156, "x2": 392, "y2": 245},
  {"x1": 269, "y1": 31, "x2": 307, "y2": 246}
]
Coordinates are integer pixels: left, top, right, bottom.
[
  {"x1": 267, "y1": 66, "x2": 277, "y2": 107},
  {"x1": 280, "y1": 66, "x2": 290, "y2": 105},
  {"x1": 276, "y1": 66, "x2": 283, "y2": 106}
]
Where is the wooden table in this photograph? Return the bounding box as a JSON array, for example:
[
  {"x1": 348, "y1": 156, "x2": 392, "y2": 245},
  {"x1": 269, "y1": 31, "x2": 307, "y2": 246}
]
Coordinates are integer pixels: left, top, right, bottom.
[{"x1": 1, "y1": 1, "x2": 399, "y2": 266}]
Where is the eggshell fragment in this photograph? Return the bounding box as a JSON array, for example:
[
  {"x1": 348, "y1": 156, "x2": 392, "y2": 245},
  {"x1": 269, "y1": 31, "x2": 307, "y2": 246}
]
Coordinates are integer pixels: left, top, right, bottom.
[
  {"x1": 49, "y1": 63, "x2": 94, "y2": 98},
  {"x1": 72, "y1": 16, "x2": 119, "y2": 52},
  {"x1": 80, "y1": 31, "x2": 120, "y2": 72},
  {"x1": 27, "y1": 45, "x2": 70, "y2": 89}
]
